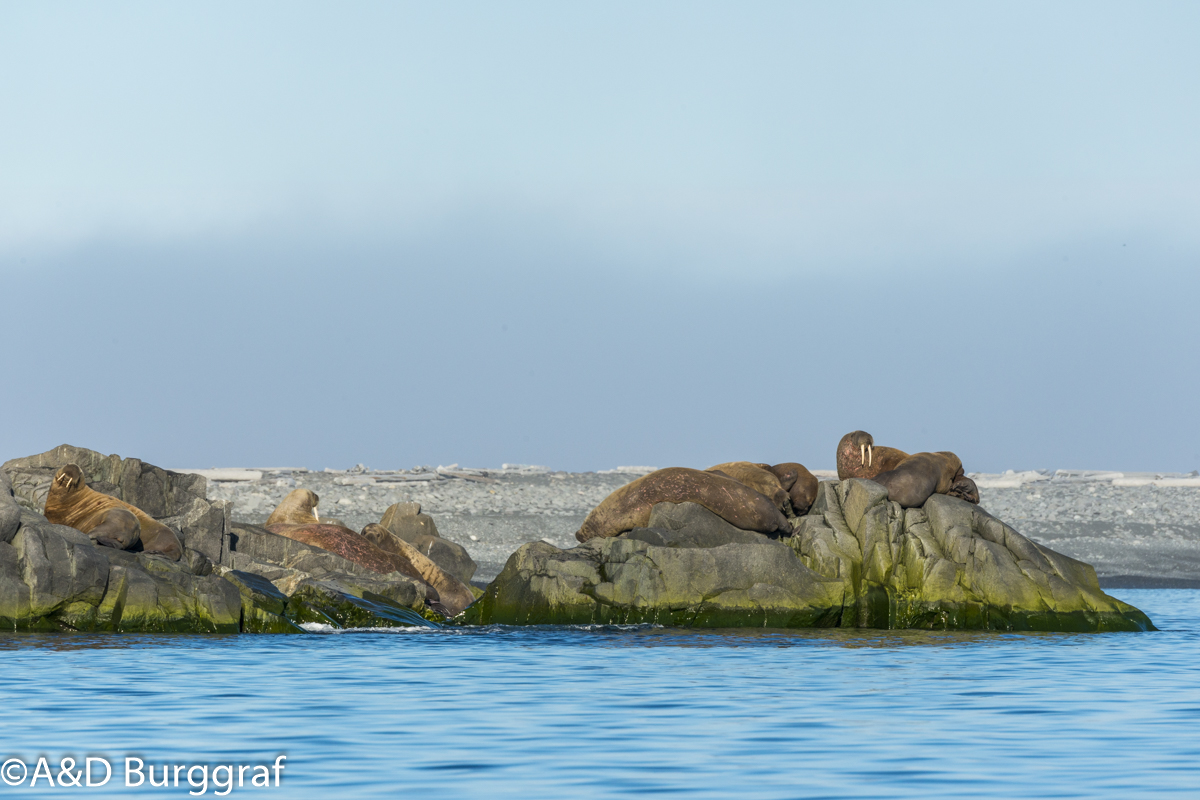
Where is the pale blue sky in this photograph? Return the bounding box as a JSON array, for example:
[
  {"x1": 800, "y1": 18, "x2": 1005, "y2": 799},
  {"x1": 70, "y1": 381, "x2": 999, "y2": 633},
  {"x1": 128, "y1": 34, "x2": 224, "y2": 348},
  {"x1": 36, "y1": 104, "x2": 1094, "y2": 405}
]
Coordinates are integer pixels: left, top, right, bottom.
[{"x1": 1, "y1": 2, "x2": 1197, "y2": 471}]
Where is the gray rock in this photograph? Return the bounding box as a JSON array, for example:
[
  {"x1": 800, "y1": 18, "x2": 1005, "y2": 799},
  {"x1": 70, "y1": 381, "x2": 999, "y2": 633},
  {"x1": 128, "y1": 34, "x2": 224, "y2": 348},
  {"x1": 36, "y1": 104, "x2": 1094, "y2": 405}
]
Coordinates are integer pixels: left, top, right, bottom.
[
  {"x1": 12, "y1": 522, "x2": 109, "y2": 617},
  {"x1": 219, "y1": 569, "x2": 301, "y2": 633},
  {"x1": 380, "y1": 503, "x2": 441, "y2": 541},
  {"x1": 159, "y1": 496, "x2": 229, "y2": 564},
  {"x1": 785, "y1": 479, "x2": 1155, "y2": 632},
  {"x1": 0, "y1": 473, "x2": 21, "y2": 544},
  {"x1": 97, "y1": 561, "x2": 242, "y2": 633},
  {"x1": 463, "y1": 534, "x2": 845, "y2": 628},
  {"x1": 379, "y1": 502, "x2": 477, "y2": 583},
  {"x1": 0, "y1": 506, "x2": 245, "y2": 632}
]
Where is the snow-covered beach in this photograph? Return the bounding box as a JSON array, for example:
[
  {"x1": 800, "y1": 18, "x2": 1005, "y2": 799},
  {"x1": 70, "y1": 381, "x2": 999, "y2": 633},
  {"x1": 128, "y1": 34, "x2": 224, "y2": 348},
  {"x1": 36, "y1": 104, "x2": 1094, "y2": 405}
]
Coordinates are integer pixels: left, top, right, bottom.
[{"x1": 193, "y1": 464, "x2": 1200, "y2": 586}]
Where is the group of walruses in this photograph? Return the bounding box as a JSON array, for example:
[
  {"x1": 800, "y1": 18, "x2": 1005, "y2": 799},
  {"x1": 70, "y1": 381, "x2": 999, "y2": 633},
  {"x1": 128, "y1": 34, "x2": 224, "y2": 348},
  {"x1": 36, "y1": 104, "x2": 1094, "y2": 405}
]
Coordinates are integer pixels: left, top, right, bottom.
[
  {"x1": 42, "y1": 464, "x2": 476, "y2": 616},
  {"x1": 40, "y1": 430, "x2": 977, "y2": 618},
  {"x1": 574, "y1": 430, "x2": 980, "y2": 543}
]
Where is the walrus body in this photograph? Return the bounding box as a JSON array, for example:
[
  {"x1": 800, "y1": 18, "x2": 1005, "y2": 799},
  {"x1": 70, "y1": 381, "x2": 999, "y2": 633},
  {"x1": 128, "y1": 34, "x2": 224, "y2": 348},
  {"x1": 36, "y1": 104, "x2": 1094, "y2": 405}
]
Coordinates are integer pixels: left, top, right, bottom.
[
  {"x1": 870, "y1": 452, "x2": 965, "y2": 508},
  {"x1": 836, "y1": 431, "x2": 909, "y2": 481},
  {"x1": 361, "y1": 524, "x2": 475, "y2": 616},
  {"x1": 576, "y1": 467, "x2": 791, "y2": 542},
  {"x1": 266, "y1": 522, "x2": 408, "y2": 575},
  {"x1": 704, "y1": 462, "x2": 790, "y2": 513},
  {"x1": 44, "y1": 464, "x2": 183, "y2": 560},
  {"x1": 767, "y1": 462, "x2": 819, "y2": 516}
]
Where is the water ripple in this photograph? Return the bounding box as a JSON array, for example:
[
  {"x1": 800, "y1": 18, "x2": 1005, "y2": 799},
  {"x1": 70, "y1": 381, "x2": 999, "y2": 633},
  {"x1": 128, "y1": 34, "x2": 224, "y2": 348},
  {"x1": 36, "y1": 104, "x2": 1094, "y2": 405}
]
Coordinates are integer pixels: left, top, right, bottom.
[{"x1": 0, "y1": 589, "x2": 1197, "y2": 798}]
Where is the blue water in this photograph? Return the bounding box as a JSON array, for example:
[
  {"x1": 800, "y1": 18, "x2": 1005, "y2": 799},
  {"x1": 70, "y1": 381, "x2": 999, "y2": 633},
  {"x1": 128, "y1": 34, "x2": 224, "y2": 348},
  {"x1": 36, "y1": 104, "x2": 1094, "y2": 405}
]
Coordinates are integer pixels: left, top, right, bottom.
[{"x1": 1, "y1": 589, "x2": 1198, "y2": 799}]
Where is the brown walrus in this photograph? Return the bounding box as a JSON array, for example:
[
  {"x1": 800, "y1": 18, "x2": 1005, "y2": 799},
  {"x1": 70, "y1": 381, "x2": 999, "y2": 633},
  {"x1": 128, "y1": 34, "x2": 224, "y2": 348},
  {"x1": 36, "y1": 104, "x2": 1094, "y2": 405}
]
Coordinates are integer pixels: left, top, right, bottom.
[
  {"x1": 836, "y1": 431, "x2": 910, "y2": 480},
  {"x1": 266, "y1": 488, "x2": 321, "y2": 526},
  {"x1": 869, "y1": 451, "x2": 968, "y2": 508},
  {"x1": 766, "y1": 462, "x2": 819, "y2": 516},
  {"x1": 360, "y1": 524, "x2": 475, "y2": 616},
  {"x1": 44, "y1": 464, "x2": 184, "y2": 560},
  {"x1": 266, "y1": 520, "x2": 454, "y2": 614},
  {"x1": 263, "y1": 490, "x2": 476, "y2": 615},
  {"x1": 704, "y1": 462, "x2": 790, "y2": 513},
  {"x1": 576, "y1": 467, "x2": 791, "y2": 542}
]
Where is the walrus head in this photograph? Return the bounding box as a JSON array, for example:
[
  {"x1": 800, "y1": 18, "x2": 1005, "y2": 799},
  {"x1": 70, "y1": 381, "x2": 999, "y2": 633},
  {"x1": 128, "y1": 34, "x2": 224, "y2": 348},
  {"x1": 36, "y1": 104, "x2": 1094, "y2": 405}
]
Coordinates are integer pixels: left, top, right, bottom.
[
  {"x1": 837, "y1": 431, "x2": 876, "y2": 479},
  {"x1": 947, "y1": 473, "x2": 980, "y2": 504},
  {"x1": 53, "y1": 464, "x2": 86, "y2": 493},
  {"x1": 266, "y1": 488, "x2": 320, "y2": 526}
]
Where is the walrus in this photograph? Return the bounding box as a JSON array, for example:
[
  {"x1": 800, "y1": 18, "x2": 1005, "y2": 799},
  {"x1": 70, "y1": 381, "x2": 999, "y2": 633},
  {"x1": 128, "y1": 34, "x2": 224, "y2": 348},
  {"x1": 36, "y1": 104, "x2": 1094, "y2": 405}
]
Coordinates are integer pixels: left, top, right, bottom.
[
  {"x1": 266, "y1": 521, "x2": 408, "y2": 576},
  {"x1": 266, "y1": 488, "x2": 321, "y2": 526},
  {"x1": 360, "y1": 524, "x2": 475, "y2": 616},
  {"x1": 704, "y1": 462, "x2": 790, "y2": 513},
  {"x1": 836, "y1": 431, "x2": 910, "y2": 480},
  {"x1": 44, "y1": 464, "x2": 184, "y2": 560},
  {"x1": 766, "y1": 462, "x2": 819, "y2": 516},
  {"x1": 263, "y1": 491, "x2": 476, "y2": 615},
  {"x1": 576, "y1": 467, "x2": 791, "y2": 542},
  {"x1": 869, "y1": 451, "x2": 967, "y2": 508}
]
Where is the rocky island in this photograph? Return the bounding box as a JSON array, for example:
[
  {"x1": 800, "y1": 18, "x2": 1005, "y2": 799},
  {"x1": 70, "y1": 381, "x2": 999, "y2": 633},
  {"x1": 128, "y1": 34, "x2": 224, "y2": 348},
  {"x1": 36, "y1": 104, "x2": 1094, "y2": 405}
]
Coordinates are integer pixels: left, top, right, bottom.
[{"x1": 0, "y1": 445, "x2": 1156, "y2": 633}]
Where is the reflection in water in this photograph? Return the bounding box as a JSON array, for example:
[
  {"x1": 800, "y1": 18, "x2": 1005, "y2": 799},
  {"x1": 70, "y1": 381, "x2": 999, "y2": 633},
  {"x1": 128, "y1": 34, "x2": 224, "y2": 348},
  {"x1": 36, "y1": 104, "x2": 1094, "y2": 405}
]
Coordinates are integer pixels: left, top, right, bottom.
[{"x1": 0, "y1": 589, "x2": 1195, "y2": 799}]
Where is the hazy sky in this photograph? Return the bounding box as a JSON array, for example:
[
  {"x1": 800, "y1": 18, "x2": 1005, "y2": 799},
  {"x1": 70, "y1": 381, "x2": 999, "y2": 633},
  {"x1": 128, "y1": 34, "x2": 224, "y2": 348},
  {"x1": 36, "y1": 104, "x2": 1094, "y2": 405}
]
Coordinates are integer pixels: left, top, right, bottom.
[{"x1": 2, "y1": 2, "x2": 1198, "y2": 472}]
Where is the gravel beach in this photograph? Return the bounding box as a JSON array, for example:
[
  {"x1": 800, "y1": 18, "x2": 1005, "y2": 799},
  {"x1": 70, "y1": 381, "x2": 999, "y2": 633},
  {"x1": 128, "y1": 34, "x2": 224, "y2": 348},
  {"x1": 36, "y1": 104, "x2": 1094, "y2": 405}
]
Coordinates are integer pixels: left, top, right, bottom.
[{"x1": 197, "y1": 465, "x2": 1200, "y2": 587}]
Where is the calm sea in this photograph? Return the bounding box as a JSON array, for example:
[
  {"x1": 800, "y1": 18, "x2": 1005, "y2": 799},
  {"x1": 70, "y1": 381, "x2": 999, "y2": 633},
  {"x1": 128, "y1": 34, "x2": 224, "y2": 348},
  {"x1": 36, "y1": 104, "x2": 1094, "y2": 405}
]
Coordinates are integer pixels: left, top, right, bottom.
[{"x1": 1, "y1": 588, "x2": 1197, "y2": 799}]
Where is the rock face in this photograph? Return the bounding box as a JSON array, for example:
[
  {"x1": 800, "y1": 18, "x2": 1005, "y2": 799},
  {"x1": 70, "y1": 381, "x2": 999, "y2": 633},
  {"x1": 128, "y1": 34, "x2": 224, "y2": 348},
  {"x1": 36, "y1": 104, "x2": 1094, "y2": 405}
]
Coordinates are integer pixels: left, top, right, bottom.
[
  {"x1": 465, "y1": 484, "x2": 1155, "y2": 632},
  {"x1": 463, "y1": 502, "x2": 846, "y2": 627},
  {"x1": 789, "y1": 480, "x2": 1154, "y2": 632},
  {"x1": 0, "y1": 509, "x2": 242, "y2": 633},
  {"x1": 2, "y1": 445, "x2": 228, "y2": 563},
  {"x1": 380, "y1": 502, "x2": 477, "y2": 584}
]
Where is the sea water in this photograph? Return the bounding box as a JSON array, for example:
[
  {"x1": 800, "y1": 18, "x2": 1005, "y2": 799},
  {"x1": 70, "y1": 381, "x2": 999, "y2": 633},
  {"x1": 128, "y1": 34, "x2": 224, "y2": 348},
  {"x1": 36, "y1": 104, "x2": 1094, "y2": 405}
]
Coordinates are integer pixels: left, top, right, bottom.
[{"x1": 1, "y1": 589, "x2": 1197, "y2": 799}]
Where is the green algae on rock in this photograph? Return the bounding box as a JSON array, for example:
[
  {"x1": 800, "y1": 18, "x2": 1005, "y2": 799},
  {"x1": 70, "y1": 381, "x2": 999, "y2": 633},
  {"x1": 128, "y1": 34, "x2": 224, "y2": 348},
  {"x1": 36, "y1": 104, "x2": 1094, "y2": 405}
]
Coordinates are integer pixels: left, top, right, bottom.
[
  {"x1": 789, "y1": 479, "x2": 1154, "y2": 632},
  {"x1": 462, "y1": 484, "x2": 1155, "y2": 632}
]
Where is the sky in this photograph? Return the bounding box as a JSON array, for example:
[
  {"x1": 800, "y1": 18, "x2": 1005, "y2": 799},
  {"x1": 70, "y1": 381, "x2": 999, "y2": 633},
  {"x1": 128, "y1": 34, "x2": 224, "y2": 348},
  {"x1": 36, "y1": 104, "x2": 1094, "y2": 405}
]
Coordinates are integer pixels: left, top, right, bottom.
[{"x1": 1, "y1": 1, "x2": 1198, "y2": 472}]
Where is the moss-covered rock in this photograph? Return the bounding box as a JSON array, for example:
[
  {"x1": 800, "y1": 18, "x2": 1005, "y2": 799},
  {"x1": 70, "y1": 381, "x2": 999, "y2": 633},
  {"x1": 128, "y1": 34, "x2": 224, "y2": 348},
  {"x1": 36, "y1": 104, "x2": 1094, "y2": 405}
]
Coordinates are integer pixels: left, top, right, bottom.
[
  {"x1": 464, "y1": 488, "x2": 1154, "y2": 633},
  {"x1": 220, "y1": 569, "x2": 303, "y2": 633},
  {"x1": 461, "y1": 503, "x2": 845, "y2": 627},
  {"x1": 787, "y1": 480, "x2": 1154, "y2": 632},
  {"x1": 286, "y1": 582, "x2": 438, "y2": 629}
]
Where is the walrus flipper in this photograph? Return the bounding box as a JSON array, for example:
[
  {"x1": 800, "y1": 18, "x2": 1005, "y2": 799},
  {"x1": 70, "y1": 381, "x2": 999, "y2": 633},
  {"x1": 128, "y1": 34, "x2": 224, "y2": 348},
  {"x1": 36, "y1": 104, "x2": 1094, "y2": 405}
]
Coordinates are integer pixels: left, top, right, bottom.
[{"x1": 86, "y1": 507, "x2": 140, "y2": 550}]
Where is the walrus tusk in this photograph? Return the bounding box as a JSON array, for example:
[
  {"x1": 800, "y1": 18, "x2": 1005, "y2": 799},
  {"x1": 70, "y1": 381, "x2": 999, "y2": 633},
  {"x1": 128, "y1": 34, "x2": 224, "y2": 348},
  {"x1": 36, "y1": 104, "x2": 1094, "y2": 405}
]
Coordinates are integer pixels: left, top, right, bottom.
[
  {"x1": 869, "y1": 445, "x2": 873, "y2": 467},
  {"x1": 313, "y1": 507, "x2": 319, "y2": 522}
]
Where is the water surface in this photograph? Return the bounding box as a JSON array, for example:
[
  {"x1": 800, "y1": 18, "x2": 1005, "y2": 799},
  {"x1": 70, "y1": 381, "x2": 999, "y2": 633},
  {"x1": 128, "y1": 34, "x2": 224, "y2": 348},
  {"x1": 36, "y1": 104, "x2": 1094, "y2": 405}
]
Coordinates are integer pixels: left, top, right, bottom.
[{"x1": 1, "y1": 589, "x2": 1197, "y2": 798}]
